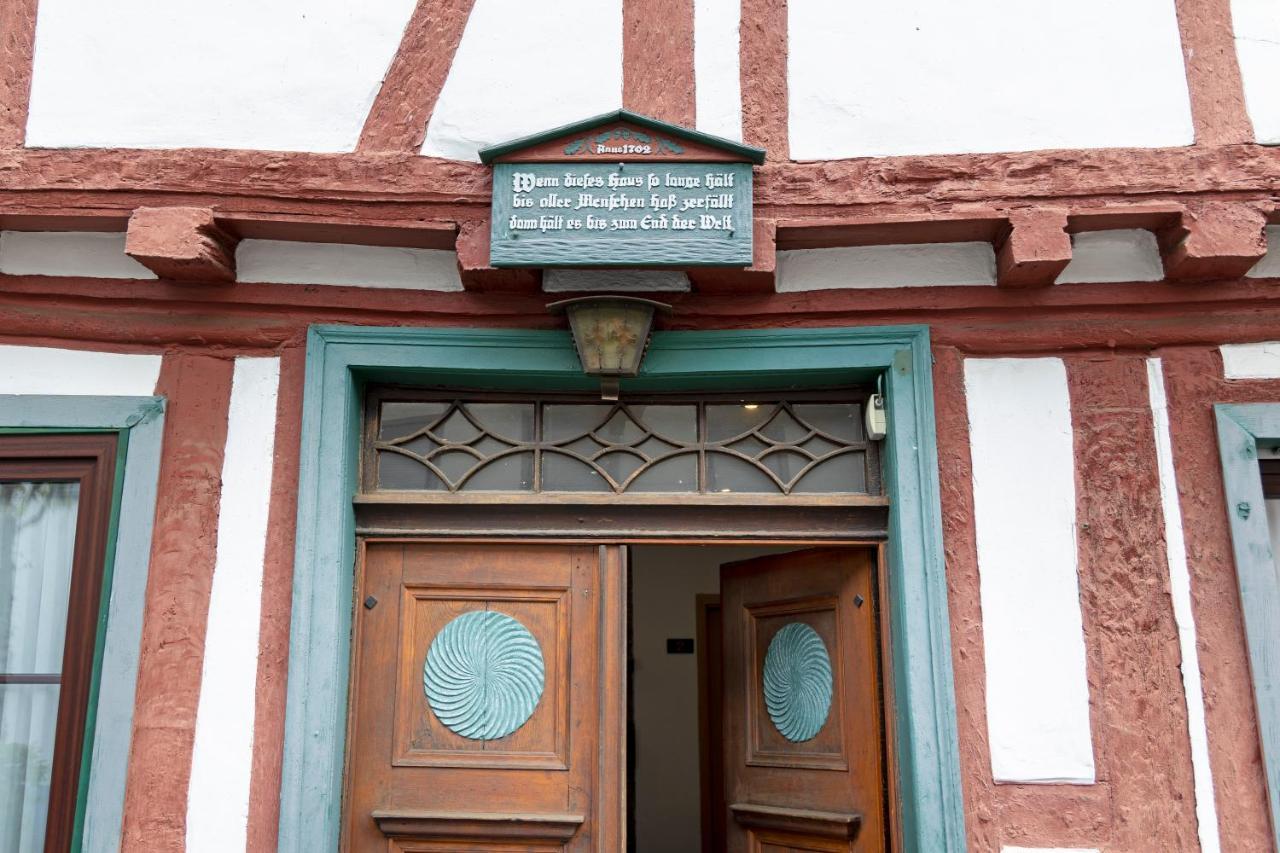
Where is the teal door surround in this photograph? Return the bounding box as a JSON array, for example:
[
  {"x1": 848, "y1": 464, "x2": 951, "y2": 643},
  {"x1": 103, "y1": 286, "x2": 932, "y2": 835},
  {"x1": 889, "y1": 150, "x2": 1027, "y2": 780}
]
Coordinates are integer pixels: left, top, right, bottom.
[
  {"x1": 0, "y1": 395, "x2": 166, "y2": 853},
  {"x1": 1215, "y1": 403, "x2": 1280, "y2": 850},
  {"x1": 278, "y1": 324, "x2": 967, "y2": 852}
]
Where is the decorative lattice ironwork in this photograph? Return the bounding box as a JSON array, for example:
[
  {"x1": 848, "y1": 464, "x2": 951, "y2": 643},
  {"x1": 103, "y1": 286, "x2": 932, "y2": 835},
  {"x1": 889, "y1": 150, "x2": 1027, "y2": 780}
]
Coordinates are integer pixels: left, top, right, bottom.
[{"x1": 369, "y1": 394, "x2": 877, "y2": 496}]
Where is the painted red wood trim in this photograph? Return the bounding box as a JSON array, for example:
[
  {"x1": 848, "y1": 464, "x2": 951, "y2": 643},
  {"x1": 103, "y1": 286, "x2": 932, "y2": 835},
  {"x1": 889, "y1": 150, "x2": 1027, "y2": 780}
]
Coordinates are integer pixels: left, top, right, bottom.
[
  {"x1": 245, "y1": 344, "x2": 305, "y2": 853},
  {"x1": 0, "y1": 146, "x2": 1276, "y2": 228},
  {"x1": 356, "y1": 0, "x2": 477, "y2": 153},
  {"x1": 121, "y1": 353, "x2": 234, "y2": 852},
  {"x1": 1159, "y1": 202, "x2": 1269, "y2": 282},
  {"x1": 739, "y1": 0, "x2": 788, "y2": 160},
  {"x1": 8, "y1": 276, "x2": 1280, "y2": 353},
  {"x1": 1160, "y1": 348, "x2": 1278, "y2": 848},
  {"x1": 0, "y1": 0, "x2": 37, "y2": 149},
  {"x1": 1173, "y1": 0, "x2": 1254, "y2": 145},
  {"x1": 622, "y1": 0, "x2": 696, "y2": 126},
  {"x1": 1066, "y1": 356, "x2": 1198, "y2": 849},
  {"x1": 126, "y1": 207, "x2": 239, "y2": 283},
  {"x1": 994, "y1": 210, "x2": 1072, "y2": 289}
]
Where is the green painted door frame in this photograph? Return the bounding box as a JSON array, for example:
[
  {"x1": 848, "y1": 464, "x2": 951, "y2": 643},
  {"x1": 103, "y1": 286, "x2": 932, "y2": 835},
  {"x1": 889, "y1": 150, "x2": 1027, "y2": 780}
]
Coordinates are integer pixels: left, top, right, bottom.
[
  {"x1": 277, "y1": 324, "x2": 966, "y2": 852},
  {"x1": 1215, "y1": 403, "x2": 1280, "y2": 850}
]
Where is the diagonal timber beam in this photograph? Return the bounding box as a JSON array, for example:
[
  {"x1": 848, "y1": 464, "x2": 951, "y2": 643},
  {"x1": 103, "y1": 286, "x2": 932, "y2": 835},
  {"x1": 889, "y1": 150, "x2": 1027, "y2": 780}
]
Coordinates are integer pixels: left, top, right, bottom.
[{"x1": 357, "y1": 0, "x2": 477, "y2": 153}]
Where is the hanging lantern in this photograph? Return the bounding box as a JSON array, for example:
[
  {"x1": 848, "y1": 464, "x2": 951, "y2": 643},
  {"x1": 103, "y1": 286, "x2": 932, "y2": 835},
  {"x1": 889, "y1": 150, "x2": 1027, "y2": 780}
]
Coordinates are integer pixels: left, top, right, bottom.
[{"x1": 547, "y1": 296, "x2": 670, "y2": 400}]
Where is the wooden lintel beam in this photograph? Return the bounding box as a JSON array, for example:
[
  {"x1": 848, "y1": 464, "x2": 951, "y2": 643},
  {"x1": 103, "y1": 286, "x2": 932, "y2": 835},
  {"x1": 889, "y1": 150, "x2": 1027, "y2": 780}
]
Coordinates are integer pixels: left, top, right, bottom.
[
  {"x1": 456, "y1": 218, "x2": 541, "y2": 292},
  {"x1": 125, "y1": 207, "x2": 239, "y2": 283},
  {"x1": 688, "y1": 219, "x2": 777, "y2": 293},
  {"x1": 995, "y1": 210, "x2": 1072, "y2": 289},
  {"x1": 1159, "y1": 202, "x2": 1268, "y2": 282}
]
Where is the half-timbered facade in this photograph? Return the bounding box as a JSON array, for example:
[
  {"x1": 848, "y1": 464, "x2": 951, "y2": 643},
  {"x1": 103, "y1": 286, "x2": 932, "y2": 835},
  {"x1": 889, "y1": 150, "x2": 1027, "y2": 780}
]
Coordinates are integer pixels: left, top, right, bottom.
[{"x1": 2, "y1": 1, "x2": 1280, "y2": 851}]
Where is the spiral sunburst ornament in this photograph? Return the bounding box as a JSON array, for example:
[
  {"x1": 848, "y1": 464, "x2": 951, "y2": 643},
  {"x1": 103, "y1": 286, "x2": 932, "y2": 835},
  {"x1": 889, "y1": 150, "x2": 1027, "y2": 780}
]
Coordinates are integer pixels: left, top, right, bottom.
[
  {"x1": 423, "y1": 610, "x2": 545, "y2": 741},
  {"x1": 762, "y1": 622, "x2": 834, "y2": 743}
]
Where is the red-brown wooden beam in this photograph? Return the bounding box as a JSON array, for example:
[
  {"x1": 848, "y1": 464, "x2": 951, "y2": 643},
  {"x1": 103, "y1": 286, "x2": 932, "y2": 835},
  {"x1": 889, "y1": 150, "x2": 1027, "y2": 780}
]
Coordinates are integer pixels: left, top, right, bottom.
[
  {"x1": 740, "y1": 0, "x2": 788, "y2": 160},
  {"x1": 0, "y1": 144, "x2": 1276, "y2": 217},
  {"x1": 622, "y1": 0, "x2": 695, "y2": 125},
  {"x1": 1159, "y1": 202, "x2": 1268, "y2": 281},
  {"x1": 995, "y1": 210, "x2": 1072, "y2": 289},
  {"x1": 121, "y1": 353, "x2": 235, "y2": 851},
  {"x1": 126, "y1": 207, "x2": 239, "y2": 282},
  {"x1": 1173, "y1": 0, "x2": 1254, "y2": 146},
  {"x1": 357, "y1": 0, "x2": 476, "y2": 153},
  {"x1": 0, "y1": 0, "x2": 37, "y2": 148}
]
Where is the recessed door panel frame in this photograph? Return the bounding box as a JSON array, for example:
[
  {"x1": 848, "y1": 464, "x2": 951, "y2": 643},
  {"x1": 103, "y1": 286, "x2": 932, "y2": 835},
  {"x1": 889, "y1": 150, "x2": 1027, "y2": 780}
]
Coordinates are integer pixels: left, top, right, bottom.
[{"x1": 279, "y1": 325, "x2": 965, "y2": 853}]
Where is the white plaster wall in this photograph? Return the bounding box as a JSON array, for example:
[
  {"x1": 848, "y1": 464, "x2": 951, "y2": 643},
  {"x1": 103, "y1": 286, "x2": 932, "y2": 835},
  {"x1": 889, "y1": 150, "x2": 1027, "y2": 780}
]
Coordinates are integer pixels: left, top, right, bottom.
[
  {"x1": 0, "y1": 232, "x2": 156, "y2": 279},
  {"x1": 776, "y1": 242, "x2": 996, "y2": 291},
  {"x1": 1055, "y1": 230, "x2": 1165, "y2": 284},
  {"x1": 235, "y1": 240, "x2": 463, "y2": 291},
  {"x1": 1221, "y1": 342, "x2": 1280, "y2": 379},
  {"x1": 965, "y1": 358, "x2": 1096, "y2": 784},
  {"x1": 1233, "y1": 0, "x2": 1280, "y2": 144},
  {"x1": 543, "y1": 268, "x2": 690, "y2": 292},
  {"x1": 1247, "y1": 226, "x2": 1280, "y2": 278},
  {"x1": 788, "y1": 0, "x2": 1194, "y2": 159},
  {"x1": 0, "y1": 345, "x2": 160, "y2": 396},
  {"x1": 694, "y1": 0, "x2": 743, "y2": 141},
  {"x1": 26, "y1": 0, "x2": 416, "y2": 152},
  {"x1": 185, "y1": 357, "x2": 280, "y2": 853},
  {"x1": 421, "y1": 0, "x2": 623, "y2": 161},
  {"x1": 1147, "y1": 359, "x2": 1221, "y2": 853}
]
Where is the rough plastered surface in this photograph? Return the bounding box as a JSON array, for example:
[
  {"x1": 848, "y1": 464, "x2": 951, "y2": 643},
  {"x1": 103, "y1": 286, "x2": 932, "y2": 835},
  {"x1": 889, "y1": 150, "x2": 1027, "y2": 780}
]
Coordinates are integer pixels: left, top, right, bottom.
[
  {"x1": 1247, "y1": 226, "x2": 1280, "y2": 278},
  {"x1": 787, "y1": 0, "x2": 1194, "y2": 159},
  {"x1": 693, "y1": 0, "x2": 742, "y2": 141},
  {"x1": 235, "y1": 240, "x2": 463, "y2": 291},
  {"x1": 1156, "y1": 348, "x2": 1274, "y2": 849},
  {"x1": 0, "y1": 231, "x2": 156, "y2": 279},
  {"x1": 776, "y1": 242, "x2": 996, "y2": 290},
  {"x1": 421, "y1": 0, "x2": 622, "y2": 161},
  {"x1": 965, "y1": 357, "x2": 1095, "y2": 784},
  {"x1": 186, "y1": 357, "x2": 280, "y2": 853},
  {"x1": 1147, "y1": 359, "x2": 1221, "y2": 853},
  {"x1": 25, "y1": 0, "x2": 416, "y2": 152},
  {"x1": 543, "y1": 268, "x2": 690, "y2": 292},
  {"x1": 1220, "y1": 341, "x2": 1280, "y2": 379},
  {"x1": 1001, "y1": 848, "x2": 1100, "y2": 853},
  {"x1": 0, "y1": 344, "x2": 160, "y2": 395},
  {"x1": 1055, "y1": 230, "x2": 1164, "y2": 284},
  {"x1": 1232, "y1": 0, "x2": 1280, "y2": 143}
]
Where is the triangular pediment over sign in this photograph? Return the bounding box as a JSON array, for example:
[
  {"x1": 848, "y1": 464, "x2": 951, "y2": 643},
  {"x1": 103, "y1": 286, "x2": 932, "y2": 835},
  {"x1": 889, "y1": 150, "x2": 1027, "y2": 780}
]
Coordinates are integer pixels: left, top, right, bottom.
[{"x1": 479, "y1": 109, "x2": 766, "y2": 165}]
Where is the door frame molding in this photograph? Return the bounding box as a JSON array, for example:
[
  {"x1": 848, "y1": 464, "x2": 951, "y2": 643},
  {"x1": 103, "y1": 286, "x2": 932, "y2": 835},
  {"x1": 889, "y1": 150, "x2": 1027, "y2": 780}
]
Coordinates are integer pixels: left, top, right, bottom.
[{"x1": 277, "y1": 324, "x2": 966, "y2": 852}]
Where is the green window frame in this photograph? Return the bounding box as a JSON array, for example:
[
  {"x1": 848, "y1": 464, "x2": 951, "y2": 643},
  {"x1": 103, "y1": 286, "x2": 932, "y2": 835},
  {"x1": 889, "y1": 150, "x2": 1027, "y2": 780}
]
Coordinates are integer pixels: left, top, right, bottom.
[
  {"x1": 0, "y1": 395, "x2": 165, "y2": 851},
  {"x1": 278, "y1": 324, "x2": 966, "y2": 852},
  {"x1": 1215, "y1": 403, "x2": 1280, "y2": 850}
]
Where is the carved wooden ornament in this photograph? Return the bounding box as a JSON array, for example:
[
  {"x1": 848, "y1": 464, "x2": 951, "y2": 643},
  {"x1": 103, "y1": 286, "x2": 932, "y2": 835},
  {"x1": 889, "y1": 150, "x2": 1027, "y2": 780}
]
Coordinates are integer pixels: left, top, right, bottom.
[
  {"x1": 423, "y1": 610, "x2": 545, "y2": 741},
  {"x1": 763, "y1": 621, "x2": 834, "y2": 742}
]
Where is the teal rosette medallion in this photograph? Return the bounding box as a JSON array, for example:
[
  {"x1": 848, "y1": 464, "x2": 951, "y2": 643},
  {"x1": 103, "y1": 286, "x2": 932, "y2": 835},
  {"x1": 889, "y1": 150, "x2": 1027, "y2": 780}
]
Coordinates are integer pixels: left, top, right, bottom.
[
  {"x1": 762, "y1": 621, "x2": 834, "y2": 742},
  {"x1": 423, "y1": 610, "x2": 545, "y2": 741}
]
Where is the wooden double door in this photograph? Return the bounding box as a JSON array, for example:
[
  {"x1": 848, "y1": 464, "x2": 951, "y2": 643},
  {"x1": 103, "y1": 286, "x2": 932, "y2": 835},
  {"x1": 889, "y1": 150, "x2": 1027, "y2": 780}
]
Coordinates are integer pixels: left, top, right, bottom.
[{"x1": 345, "y1": 541, "x2": 886, "y2": 852}]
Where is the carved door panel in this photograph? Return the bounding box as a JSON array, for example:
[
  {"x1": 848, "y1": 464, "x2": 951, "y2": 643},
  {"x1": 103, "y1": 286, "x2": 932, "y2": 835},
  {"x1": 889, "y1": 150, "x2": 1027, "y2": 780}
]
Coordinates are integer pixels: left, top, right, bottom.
[
  {"x1": 720, "y1": 549, "x2": 886, "y2": 853},
  {"x1": 345, "y1": 542, "x2": 625, "y2": 853}
]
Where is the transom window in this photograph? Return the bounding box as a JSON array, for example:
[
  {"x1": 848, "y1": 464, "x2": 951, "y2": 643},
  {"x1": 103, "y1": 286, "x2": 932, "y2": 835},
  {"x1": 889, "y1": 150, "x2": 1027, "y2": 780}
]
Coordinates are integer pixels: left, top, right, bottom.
[{"x1": 363, "y1": 389, "x2": 881, "y2": 498}]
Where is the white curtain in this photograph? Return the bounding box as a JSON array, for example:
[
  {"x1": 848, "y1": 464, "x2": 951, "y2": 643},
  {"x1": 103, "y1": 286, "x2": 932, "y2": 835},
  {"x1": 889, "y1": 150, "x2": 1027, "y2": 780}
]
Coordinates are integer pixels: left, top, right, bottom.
[{"x1": 0, "y1": 482, "x2": 80, "y2": 853}]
